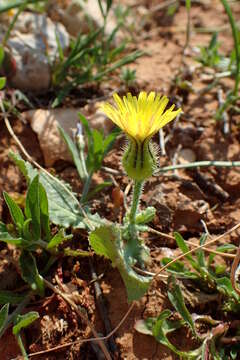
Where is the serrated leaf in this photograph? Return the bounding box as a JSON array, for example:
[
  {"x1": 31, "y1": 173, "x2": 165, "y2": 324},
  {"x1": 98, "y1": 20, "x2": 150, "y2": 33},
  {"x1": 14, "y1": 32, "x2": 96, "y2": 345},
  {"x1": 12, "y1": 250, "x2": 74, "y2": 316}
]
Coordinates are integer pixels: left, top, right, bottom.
[
  {"x1": 47, "y1": 229, "x2": 72, "y2": 249},
  {"x1": 19, "y1": 251, "x2": 44, "y2": 295},
  {"x1": 0, "y1": 291, "x2": 25, "y2": 305},
  {"x1": 0, "y1": 304, "x2": 9, "y2": 333},
  {"x1": 135, "y1": 207, "x2": 156, "y2": 225},
  {"x1": 13, "y1": 311, "x2": 39, "y2": 335},
  {"x1": 89, "y1": 225, "x2": 151, "y2": 301},
  {"x1": 3, "y1": 192, "x2": 24, "y2": 229},
  {"x1": 25, "y1": 175, "x2": 41, "y2": 240}
]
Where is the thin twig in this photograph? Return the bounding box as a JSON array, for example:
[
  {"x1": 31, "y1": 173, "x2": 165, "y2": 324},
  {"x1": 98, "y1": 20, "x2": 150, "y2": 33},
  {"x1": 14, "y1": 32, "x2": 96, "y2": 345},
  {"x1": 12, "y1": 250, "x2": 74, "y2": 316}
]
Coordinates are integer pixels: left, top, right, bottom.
[
  {"x1": 1, "y1": 108, "x2": 95, "y2": 231},
  {"x1": 148, "y1": 227, "x2": 235, "y2": 258},
  {"x1": 89, "y1": 259, "x2": 118, "y2": 355},
  {"x1": 153, "y1": 222, "x2": 240, "y2": 280},
  {"x1": 43, "y1": 278, "x2": 112, "y2": 360},
  {"x1": 28, "y1": 300, "x2": 135, "y2": 357}
]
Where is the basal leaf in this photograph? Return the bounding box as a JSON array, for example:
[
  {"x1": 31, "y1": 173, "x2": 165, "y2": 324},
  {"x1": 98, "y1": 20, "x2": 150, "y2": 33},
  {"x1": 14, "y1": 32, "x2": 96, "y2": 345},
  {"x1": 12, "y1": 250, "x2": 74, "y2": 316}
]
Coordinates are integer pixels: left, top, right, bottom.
[
  {"x1": 19, "y1": 251, "x2": 44, "y2": 295},
  {"x1": 47, "y1": 229, "x2": 72, "y2": 249},
  {"x1": 39, "y1": 183, "x2": 51, "y2": 241},
  {"x1": 9, "y1": 152, "x2": 86, "y2": 229},
  {"x1": 25, "y1": 175, "x2": 41, "y2": 240},
  {"x1": 0, "y1": 222, "x2": 27, "y2": 247},
  {"x1": 167, "y1": 275, "x2": 198, "y2": 338},
  {"x1": 3, "y1": 192, "x2": 24, "y2": 228},
  {"x1": 89, "y1": 225, "x2": 152, "y2": 301}
]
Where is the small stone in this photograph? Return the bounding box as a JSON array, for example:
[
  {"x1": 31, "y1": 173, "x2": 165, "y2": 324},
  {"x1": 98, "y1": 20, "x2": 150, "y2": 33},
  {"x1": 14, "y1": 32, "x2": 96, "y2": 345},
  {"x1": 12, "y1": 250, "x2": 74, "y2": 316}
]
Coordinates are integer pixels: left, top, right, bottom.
[
  {"x1": 178, "y1": 148, "x2": 196, "y2": 164},
  {"x1": 23, "y1": 105, "x2": 115, "y2": 167},
  {"x1": 2, "y1": 12, "x2": 69, "y2": 92}
]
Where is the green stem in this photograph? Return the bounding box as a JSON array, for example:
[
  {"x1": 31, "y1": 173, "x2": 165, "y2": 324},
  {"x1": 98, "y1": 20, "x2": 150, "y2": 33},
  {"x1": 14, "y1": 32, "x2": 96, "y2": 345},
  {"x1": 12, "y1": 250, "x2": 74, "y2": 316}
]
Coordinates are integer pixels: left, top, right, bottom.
[
  {"x1": 81, "y1": 173, "x2": 93, "y2": 203},
  {"x1": 16, "y1": 333, "x2": 28, "y2": 360},
  {"x1": 220, "y1": 0, "x2": 240, "y2": 96},
  {"x1": 129, "y1": 180, "x2": 143, "y2": 225},
  {"x1": 158, "y1": 160, "x2": 240, "y2": 173}
]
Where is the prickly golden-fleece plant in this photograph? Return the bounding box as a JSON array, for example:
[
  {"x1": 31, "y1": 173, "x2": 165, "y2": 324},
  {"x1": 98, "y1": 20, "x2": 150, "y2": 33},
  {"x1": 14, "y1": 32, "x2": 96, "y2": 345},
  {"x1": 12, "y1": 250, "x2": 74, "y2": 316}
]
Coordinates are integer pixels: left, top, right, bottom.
[{"x1": 101, "y1": 92, "x2": 181, "y2": 180}]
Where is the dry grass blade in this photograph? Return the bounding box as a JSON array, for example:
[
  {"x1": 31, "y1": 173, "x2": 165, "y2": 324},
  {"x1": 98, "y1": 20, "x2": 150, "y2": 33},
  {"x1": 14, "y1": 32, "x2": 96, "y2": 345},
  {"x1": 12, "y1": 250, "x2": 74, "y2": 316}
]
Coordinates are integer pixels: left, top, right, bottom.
[
  {"x1": 43, "y1": 278, "x2": 112, "y2": 360},
  {"x1": 153, "y1": 222, "x2": 240, "y2": 280}
]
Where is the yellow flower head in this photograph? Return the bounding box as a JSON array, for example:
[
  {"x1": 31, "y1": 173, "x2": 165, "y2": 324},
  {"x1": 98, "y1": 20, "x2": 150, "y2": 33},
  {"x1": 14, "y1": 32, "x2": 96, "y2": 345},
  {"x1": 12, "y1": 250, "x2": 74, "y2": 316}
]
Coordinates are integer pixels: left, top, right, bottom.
[{"x1": 101, "y1": 91, "x2": 181, "y2": 143}]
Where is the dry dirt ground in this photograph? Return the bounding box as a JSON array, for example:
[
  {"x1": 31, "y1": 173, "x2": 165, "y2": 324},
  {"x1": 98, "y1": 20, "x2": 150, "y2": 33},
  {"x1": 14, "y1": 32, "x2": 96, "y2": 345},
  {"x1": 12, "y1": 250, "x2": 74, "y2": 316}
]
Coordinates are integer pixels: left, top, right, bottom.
[{"x1": 1, "y1": 0, "x2": 240, "y2": 359}]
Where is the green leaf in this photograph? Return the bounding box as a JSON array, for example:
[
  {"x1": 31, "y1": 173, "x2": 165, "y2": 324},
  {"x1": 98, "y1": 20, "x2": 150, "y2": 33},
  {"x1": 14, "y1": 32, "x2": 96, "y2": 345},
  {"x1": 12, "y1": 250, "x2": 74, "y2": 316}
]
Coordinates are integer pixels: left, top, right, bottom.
[
  {"x1": 152, "y1": 310, "x2": 200, "y2": 358},
  {"x1": 196, "y1": 233, "x2": 207, "y2": 268},
  {"x1": 89, "y1": 225, "x2": 151, "y2": 301},
  {"x1": 9, "y1": 150, "x2": 38, "y2": 182},
  {"x1": 25, "y1": 175, "x2": 41, "y2": 240},
  {"x1": 0, "y1": 304, "x2": 9, "y2": 333},
  {"x1": 39, "y1": 183, "x2": 50, "y2": 241},
  {"x1": 161, "y1": 257, "x2": 198, "y2": 279},
  {"x1": 216, "y1": 277, "x2": 239, "y2": 301},
  {"x1": 134, "y1": 318, "x2": 156, "y2": 335},
  {"x1": 13, "y1": 311, "x2": 39, "y2": 335},
  {"x1": 3, "y1": 191, "x2": 24, "y2": 229},
  {"x1": 19, "y1": 251, "x2": 44, "y2": 295},
  {"x1": 167, "y1": 275, "x2": 198, "y2": 338},
  {"x1": 58, "y1": 125, "x2": 86, "y2": 180},
  {"x1": 0, "y1": 46, "x2": 4, "y2": 66},
  {"x1": 174, "y1": 232, "x2": 199, "y2": 271},
  {"x1": 135, "y1": 207, "x2": 156, "y2": 225},
  {"x1": 0, "y1": 77, "x2": 6, "y2": 90},
  {"x1": 0, "y1": 222, "x2": 26, "y2": 247},
  {"x1": 0, "y1": 291, "x2": 25, "y2": 305},
  {"x1": 86, "y1": 181, "x2": 112, "y2": 200},
  {"x1": 47, "y1": 228, "x2": 72, "y2": 249},
  {"x1": 9, "y1": 152, "x2": 86, "y2": 229}
]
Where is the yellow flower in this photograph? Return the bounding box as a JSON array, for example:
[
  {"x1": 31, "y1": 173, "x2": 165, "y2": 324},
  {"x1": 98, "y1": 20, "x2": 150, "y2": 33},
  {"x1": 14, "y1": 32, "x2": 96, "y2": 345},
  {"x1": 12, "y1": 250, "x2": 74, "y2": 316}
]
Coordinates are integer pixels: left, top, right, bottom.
[
  {"x1": 101, "y1": 91, "x2": 181, "y2": 181},
  {"x1": 101, "y1": 92, "x2": 181, "y2": 143}
]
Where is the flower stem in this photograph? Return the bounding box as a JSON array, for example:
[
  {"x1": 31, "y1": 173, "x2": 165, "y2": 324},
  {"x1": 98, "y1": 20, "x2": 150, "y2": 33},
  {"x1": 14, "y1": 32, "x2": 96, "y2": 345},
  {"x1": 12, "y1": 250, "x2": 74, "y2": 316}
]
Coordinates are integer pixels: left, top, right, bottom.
[
  {"x1": 16, "y1": 333, "x2": 28, "y2": 360},
  {"x1": 129, "y1": 180, "x2": 143, "y2": 225}
]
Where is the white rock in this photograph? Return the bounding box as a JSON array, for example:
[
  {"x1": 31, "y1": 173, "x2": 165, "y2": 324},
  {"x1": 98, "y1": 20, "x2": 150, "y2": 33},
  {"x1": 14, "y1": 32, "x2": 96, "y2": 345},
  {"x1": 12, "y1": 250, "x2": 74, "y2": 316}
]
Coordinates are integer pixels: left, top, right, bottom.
[
  {"x1": 23, "y1": 106, "x2": 115, "y2": 167},
  {"x1": 23, "y1": 109, "x2": 79, "y2": 167},
  {"x1": 4, "y1": 12, "x2": 69, "y2": 92}
]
